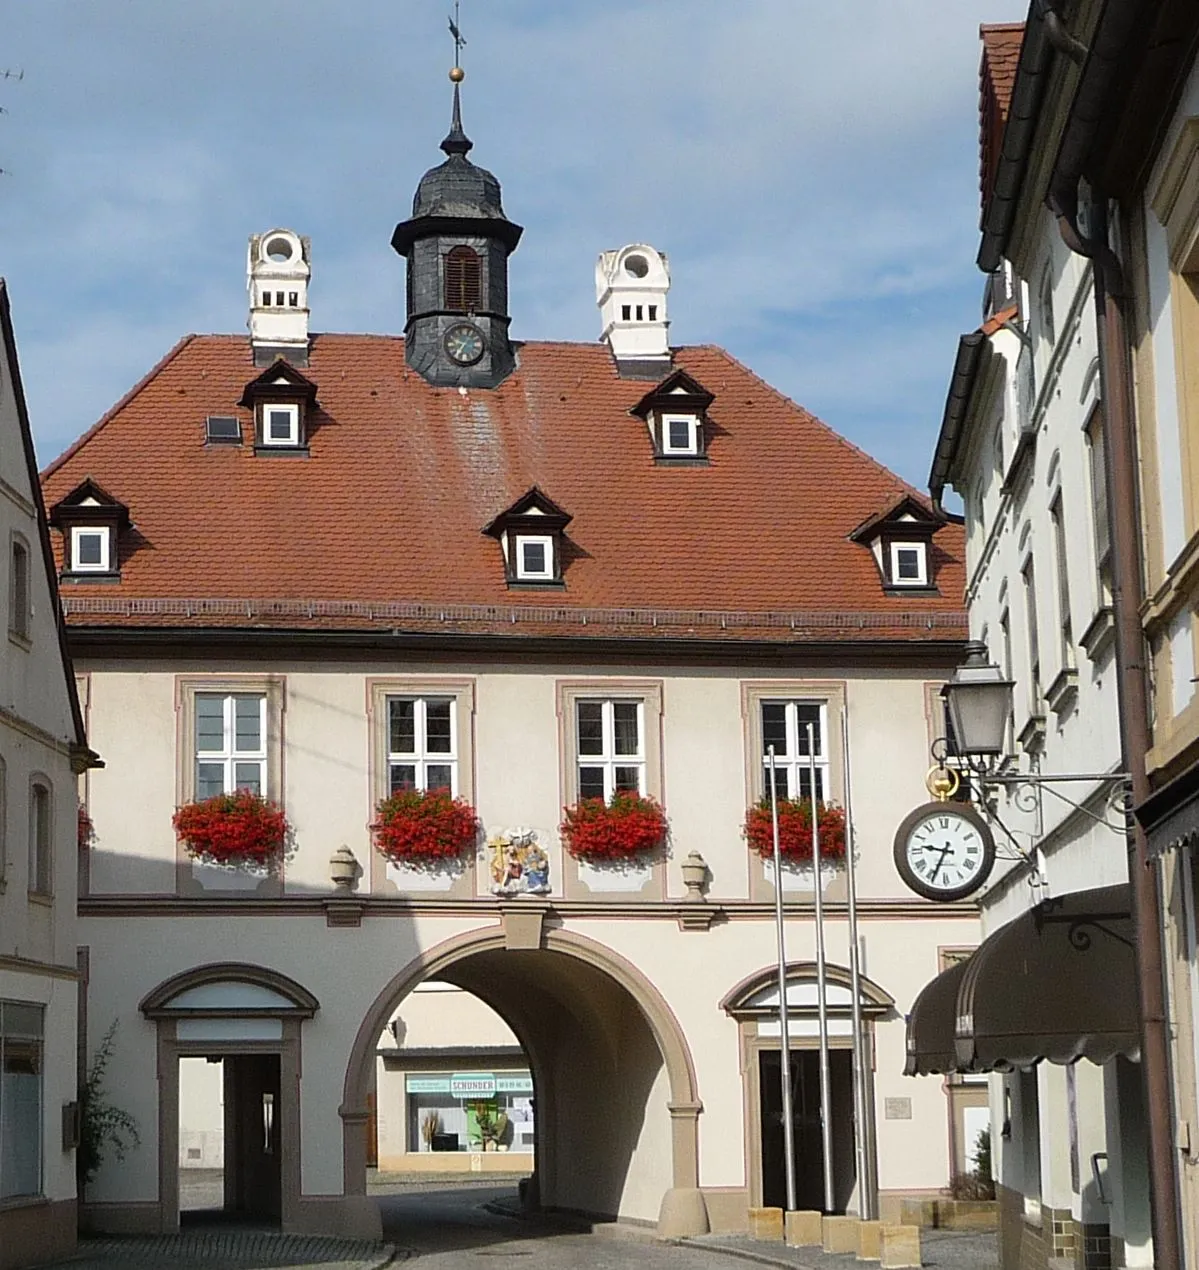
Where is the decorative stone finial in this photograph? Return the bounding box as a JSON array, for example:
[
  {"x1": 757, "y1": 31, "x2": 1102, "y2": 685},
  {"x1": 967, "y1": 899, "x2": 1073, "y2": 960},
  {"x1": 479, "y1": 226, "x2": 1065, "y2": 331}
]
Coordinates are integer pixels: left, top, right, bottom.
[
  {"x1": 680, "y1": 851, "x2": 709, "y2": 902},
  {"x1": 330, "y1": 845, "x2": 359, "y2": 892}
]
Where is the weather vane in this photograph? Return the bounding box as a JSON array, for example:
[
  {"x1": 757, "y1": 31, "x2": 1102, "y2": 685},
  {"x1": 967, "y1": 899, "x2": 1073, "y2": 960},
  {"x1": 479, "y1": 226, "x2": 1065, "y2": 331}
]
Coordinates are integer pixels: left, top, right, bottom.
[{"x1": 448, "y1": 1, "x2": 466, "y2": 82}]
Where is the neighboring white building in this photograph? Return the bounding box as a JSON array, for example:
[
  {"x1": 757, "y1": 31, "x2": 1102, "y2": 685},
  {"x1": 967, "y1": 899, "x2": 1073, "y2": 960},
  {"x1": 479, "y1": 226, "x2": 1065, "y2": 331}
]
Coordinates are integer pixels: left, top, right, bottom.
[
  {"x1": 0, "y1": 281, "x2": 96, "y2": 1270},
  {"x1": 914, "y1": 19, "x2": 1147, "y2": 1270},
  {"x1": 43, "y1": 82, "x2": 981, "y2": 1242}
]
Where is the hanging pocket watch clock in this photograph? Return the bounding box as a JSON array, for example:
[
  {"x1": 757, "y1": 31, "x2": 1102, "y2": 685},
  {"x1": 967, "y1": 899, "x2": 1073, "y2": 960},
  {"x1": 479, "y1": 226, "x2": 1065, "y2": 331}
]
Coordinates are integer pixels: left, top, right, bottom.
[{"x1": 893, "y1": 788, "x2": 996, "y2": 903}]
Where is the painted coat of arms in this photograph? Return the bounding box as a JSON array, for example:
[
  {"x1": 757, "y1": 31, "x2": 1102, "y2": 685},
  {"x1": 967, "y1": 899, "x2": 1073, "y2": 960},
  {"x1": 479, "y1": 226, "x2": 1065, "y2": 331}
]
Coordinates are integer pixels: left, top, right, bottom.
[{"x1": 489, "y1": 827, "x2": 551, "y2": 896}]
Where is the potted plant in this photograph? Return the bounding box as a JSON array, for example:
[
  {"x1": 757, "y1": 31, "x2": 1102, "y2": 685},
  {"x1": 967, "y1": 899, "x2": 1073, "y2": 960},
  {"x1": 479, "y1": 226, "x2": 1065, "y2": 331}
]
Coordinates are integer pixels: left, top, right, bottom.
[
  {"x1": 372, "y1": 788, "x2": 480, "y2": 867},
  {"x1": 744, "y1": 797, "x2": 847, "y2": 863},
  {"x1": 172, "y1": 790, "x2": 289, "y2": 871},
  {"x1": 559, "y1": 791, "x2": 668, "y2": 864}
]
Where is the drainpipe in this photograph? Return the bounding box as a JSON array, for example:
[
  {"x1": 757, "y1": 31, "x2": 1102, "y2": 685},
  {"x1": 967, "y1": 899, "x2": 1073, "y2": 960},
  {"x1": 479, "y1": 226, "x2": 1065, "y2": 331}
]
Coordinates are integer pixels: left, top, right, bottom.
[
  {"x1": 1049, "y1": 179, "x2": 1183, "y2": 1270},
  {"x1": 1034, "y1": 0, "x2": 1088, "y2": 65}
]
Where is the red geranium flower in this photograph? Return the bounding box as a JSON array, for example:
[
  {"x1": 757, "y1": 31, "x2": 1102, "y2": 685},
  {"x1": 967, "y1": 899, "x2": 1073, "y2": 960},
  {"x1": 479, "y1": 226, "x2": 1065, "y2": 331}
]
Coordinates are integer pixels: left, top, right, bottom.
[
  {"x1": 744, "y1": 798, "x2": 847, "y2": 862},
  {"x1": 173, "y1": 791, "x2": 289, "y2": 869},
  {"x1": 560, "y1": 792, "x2": 667, "y2": 863},
  {"x1": 372, "y1": 788, "x2": 480, "y2": 865}
]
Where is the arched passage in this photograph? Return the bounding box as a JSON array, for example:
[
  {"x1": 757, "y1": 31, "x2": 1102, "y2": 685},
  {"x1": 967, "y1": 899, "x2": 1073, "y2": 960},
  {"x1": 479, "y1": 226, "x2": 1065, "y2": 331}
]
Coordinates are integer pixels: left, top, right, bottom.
[{"x1": 341, "y1": 925, "x2": 706, "y2": 1235}]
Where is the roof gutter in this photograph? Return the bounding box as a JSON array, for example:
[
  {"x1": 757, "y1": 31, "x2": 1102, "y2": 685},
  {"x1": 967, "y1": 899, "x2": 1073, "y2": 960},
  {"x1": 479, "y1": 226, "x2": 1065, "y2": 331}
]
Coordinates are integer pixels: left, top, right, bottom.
[
  {"x1": 977, "y1": 7, "x2": 1053, "y2": 273},
  {"x1": 928, "y1": 332, "x2": 988, "y2": 506}
]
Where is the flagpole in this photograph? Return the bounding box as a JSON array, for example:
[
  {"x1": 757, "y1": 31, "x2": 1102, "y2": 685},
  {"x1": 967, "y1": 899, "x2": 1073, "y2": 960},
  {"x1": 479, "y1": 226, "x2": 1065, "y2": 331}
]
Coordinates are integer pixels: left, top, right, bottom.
[
  {"x1": 842, "y1": 709, "x2": 875, "y2": 1219},
  {"x1": 809, "y1": 723, "x2": 835, "y2": 1214},
  {"x1": 768, "y1": 745, "x2": 798, "y2": 1214}
]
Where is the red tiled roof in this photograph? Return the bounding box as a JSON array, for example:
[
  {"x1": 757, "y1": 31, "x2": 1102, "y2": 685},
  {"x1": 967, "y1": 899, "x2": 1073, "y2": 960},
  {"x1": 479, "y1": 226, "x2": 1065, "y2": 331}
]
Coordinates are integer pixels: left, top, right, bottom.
[
  {"x1": 41, "y1": 335, "x2": 966, "y2": 643},
  {"x1": 979, "y1": 23, "x2": 1025, "y2": 218}
]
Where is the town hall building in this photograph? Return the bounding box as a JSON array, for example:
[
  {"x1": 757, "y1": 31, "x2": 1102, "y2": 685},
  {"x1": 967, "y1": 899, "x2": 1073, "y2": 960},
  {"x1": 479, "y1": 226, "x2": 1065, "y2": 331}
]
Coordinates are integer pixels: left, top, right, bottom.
[{"x1": 43, "y1": 73, "x2": 979, "y2": 1240}]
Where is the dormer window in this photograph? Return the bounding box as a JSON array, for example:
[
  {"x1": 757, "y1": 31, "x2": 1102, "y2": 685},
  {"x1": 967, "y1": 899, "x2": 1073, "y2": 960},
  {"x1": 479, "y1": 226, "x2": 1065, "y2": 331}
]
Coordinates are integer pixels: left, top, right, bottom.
[
  {"x1": 49, "y1": 478, "x2": 130, "y2": 583},
  {"x1": 631, "y1": 369, "x2": 716, "y2": 464},
  {"x1": 263, "y1": 404, "x2": 299, "y2": 447},
  {"x1": 662, "y1": 414, "x2": 701, "y2": 457},
  {"x1": 239, "y1": 358, "x2": 318, "y2": 456},
  {"x1": 483, "y1": 487, "x2": 573, "y2": 589},
  {"x1": 70, "y1": 527, "x2": 110, "y2": 573},
  {"x1": 515, "y1": 535, "x2": 554, "y2": 581},
  {"x1": 849, "y1": 495, "x2": 946, "y2": 595},
  {"x1": 889, "y1": 542, "x2": 928, "y2": 587}
]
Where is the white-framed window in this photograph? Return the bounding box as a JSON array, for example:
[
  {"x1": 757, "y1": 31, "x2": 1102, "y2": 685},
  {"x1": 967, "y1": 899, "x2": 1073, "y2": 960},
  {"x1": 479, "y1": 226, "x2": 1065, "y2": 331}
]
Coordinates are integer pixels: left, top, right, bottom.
[
  {"x1": 386, "y1": 696, "x2": 457, "y2": 794},
  {"x1": 760, "y1": 700, "x2": 828, "y2": 802},
  {"x1": 575, "y1": 699, "x2": 645, "y2": 801},
  {"x1": 69, "y1": 526, "x2": 110, "y2": 573},
  {"x1": 262, "y1": 404, "x2": 300, "y2": 447},
  {"x1": 661, "y1": 413, "x2": 700, "y2": 456},
  {"x1": 889, "y1": 541, "x2": 928, "y2": 587},
  {"x1": 515, "y1": 535, "x2": 554, "y2": 581},
  {"x1": 0, "y1": 1000, "x2": 44, "y2": 1200},
  {"x1": 194, "y1": 693, "x2": 267, "y2": 798}
]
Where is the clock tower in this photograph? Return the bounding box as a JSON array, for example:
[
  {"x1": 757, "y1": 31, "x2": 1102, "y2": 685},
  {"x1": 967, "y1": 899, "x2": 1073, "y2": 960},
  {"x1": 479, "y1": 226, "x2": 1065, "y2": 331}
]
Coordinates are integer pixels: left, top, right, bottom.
[{"x1": 391, "y1": 71, "x2": 523, "y2": 390}]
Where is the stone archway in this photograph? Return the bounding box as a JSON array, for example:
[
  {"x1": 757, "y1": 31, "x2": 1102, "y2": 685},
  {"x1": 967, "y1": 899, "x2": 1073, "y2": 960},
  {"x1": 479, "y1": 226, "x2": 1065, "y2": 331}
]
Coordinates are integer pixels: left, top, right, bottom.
[{"x1": 341, "y1": 923, "x2": 706, "y2": 1236}]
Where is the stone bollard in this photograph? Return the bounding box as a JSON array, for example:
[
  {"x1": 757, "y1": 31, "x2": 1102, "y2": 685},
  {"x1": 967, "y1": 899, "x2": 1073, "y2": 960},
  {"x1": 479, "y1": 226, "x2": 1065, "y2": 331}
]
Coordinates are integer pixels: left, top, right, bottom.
[
  {"x1": 857, "y1": 1220, "x2": 882, "y2": 1261},
  {"x1": 880, "y1": 1224, "x2": 922, "y2": 1268},
  {"x1": 785, "y1": 1210, "x2": 824, "y2": 1246},
  {"x1": 748, "y1": 1207, "x2": 784, "y2": 1242},
  {"x1": 823, "y1": 1216, "x2": 861, "y2": 1254}
]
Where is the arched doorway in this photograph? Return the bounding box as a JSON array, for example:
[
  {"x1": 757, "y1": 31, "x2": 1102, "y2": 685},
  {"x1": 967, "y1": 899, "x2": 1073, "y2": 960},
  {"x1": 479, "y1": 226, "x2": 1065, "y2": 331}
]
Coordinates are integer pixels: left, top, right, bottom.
[
  {"x1": 140, "y1": 962, "x2": 320, "y2": 1232},
  {"x1": 721, "y1": 961, "x2": 895, "y2": 1214},
  {"x1": 342, "y1": 924, "x2": 707, "y2": 1236}
]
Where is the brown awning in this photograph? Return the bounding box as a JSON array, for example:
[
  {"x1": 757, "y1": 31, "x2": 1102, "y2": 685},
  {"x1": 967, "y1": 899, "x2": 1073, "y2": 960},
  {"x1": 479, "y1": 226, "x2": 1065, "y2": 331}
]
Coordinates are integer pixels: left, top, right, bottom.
[
  {"x1": 904, "y1": 957, "x2": 970, "y2": 1076},
  {"x1": 955, "y1": 884, "x2": 1137, "y2": 1071}
]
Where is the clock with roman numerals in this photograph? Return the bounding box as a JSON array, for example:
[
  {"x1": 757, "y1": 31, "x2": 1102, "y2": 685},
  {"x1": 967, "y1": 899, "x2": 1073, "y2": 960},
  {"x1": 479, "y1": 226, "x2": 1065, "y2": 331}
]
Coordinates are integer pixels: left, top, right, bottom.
[{"x1": 893, "y1": 800, "x2": 996, "y2": 902}]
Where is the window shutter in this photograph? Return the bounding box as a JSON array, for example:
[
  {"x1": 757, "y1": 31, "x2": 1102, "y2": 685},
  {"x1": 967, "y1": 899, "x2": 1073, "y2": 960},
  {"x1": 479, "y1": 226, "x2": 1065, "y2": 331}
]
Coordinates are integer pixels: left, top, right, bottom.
[{"x1": 445, "y1": 246, "x2": 481, "y2": 313}]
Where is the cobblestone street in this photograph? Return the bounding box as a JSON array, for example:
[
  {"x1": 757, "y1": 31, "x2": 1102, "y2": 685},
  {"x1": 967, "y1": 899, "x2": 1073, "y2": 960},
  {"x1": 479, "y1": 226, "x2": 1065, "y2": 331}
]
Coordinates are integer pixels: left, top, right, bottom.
[{"x1": 43, "y1": 1183, "x2": 998, "y2": 1269}]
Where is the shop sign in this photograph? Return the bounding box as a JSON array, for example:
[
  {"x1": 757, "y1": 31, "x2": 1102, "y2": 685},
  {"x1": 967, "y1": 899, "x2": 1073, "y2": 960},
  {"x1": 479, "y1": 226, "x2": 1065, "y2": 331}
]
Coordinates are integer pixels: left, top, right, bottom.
[
  {"x1": 495, "y1": 1074, "x2": 534, "y2": 1094},
  {"x1": 405, "y1": 1076, "x2": 452, "y2": 1094},
  {"x1": 450, "y1": 1072, "x2": 497, "y2": 1097}
]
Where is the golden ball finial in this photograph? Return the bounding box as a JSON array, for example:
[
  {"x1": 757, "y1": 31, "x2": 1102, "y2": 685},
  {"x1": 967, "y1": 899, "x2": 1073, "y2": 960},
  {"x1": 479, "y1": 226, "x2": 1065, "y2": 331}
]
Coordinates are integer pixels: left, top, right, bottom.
[{"x1": 449, "y1": 66, "x2": 465, "y2": 83}]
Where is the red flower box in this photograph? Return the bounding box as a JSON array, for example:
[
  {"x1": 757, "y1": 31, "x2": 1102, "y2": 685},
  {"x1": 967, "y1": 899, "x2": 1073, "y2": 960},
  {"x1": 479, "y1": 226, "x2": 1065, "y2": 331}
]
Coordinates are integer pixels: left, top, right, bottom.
[
  {"x1": 173, "y1": 791, "x2": 289, "y2": 869},
  {"x1": 744, "y1": 798, "x2": 847, "y2": 862},
  {"x1": 560, "y1": 792, "x2": 668, "y2": 863},
  {"x1": 372, "y1": 788, "x2": 480, "y2": 865},
  {"x1": 78, "y1": 804, "x2": 95, "y2": 852}
]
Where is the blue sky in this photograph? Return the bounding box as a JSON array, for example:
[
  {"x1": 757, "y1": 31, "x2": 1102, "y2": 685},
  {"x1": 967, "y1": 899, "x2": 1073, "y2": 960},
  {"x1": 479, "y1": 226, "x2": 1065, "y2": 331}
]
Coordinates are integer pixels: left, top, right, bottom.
[{"x1": 1, "y1": 0, "x2": 1025, "y2": 487}]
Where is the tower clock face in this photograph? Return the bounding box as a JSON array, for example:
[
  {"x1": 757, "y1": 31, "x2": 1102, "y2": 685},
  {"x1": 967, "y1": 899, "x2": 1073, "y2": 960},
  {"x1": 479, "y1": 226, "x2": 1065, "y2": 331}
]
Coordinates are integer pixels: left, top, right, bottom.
[
  {"x1": 892, "y1": 800, "x2": 996, "y2": 903},
  {"x1": 444, "y1": 322, "x2": 486, "y2": 366}
]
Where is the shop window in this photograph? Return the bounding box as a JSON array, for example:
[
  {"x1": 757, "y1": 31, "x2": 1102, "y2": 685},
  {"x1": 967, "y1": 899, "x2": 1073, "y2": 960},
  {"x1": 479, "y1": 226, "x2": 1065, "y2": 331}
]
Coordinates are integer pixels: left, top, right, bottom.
[{"x1": 0, "y1": 1000, "x2": 44, "y2": 1199}]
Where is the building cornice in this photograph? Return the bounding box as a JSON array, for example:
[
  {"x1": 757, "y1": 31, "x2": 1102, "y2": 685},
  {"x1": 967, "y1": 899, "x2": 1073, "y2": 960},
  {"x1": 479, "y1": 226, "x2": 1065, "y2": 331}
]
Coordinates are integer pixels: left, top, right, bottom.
[{"x1": 78, "y1": 895, "x2": 979, "y2": 922}]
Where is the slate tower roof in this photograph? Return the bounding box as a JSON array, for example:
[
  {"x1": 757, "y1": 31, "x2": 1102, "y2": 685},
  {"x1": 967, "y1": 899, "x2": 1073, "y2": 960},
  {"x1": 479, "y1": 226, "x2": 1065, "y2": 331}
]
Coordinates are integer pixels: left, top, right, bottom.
[{"x1": 392, "y1": 75, "x2": 523, "y2": 391}]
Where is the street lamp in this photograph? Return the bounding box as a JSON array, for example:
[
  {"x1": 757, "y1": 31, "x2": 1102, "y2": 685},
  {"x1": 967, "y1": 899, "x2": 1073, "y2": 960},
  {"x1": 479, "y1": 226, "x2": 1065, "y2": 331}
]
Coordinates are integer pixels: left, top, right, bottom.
[{"x1": 941, "y1": 641, "x2": 1014, "y2": 758}]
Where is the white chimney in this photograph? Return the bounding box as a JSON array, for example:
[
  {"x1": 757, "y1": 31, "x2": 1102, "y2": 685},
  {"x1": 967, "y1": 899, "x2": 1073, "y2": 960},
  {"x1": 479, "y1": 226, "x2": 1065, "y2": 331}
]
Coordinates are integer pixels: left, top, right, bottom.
[
  {"x1": 596, "y1": 244, "x2": 671, "y2": 370},
  {"x1": 247, "y1": 229, "x2": 311, "y2": 364}
]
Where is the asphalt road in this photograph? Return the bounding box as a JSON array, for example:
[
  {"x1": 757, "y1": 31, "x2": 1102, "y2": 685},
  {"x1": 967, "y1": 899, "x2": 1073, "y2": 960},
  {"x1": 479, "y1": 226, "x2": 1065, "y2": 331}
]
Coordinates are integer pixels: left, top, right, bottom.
[{"x1": 379, "y1": 1184, "x2": 746, "y2": 1267}]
